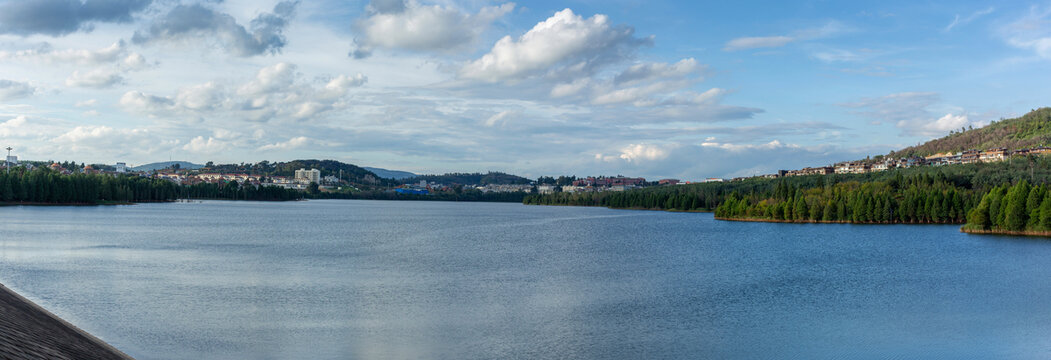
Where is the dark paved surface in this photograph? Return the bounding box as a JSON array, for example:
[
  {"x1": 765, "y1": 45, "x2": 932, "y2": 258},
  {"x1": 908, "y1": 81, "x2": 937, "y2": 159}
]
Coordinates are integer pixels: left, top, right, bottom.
[{"x1": 0, "y1": 284, "x2": 131, "y2": 359}]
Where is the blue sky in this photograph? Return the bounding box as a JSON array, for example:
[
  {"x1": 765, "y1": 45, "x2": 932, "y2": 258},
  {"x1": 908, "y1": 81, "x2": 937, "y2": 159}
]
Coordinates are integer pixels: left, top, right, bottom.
[{"x1": 0, "y1": 0, "x2": 1049, "y2": 180}]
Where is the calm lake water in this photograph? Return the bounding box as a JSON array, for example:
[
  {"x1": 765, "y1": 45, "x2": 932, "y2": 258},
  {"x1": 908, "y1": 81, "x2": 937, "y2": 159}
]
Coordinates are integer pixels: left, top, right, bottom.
[{"x1": 2, "y1": 200, "x2": 1051, "y2": 359}]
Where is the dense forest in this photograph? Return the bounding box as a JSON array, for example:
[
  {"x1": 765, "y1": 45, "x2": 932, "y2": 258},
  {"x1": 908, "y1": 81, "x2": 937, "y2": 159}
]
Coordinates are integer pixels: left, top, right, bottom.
[
  {"x1": 0, "y1": 168, "x2": 180, "y2": 204},
  {"x1": 964, "y1": 181, "x2": 1051, "y2": 234},
  {"x1": 0, "y1": 168, "x2": 302, "y2": 204},
  {"x1": 714, "y1": 174, "x2": 975, "y2": 223},
  {"x1": 526, "y1": 156, "x2": 1051, "y2": 225},
  {"x1": 889, "y1": 107, "x2": 1051, "y2": 158}
]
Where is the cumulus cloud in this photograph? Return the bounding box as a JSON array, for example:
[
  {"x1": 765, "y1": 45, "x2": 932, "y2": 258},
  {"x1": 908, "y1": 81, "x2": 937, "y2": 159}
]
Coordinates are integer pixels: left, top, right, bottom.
[
  {"x1": 351, "y1": 0, "x2": 514, "y2": 59},
  {"x1": 0, "y1": 79, "x2": 35, "y2": 100},
  {"x1": 460, "y1": 8, "x2": 653, "y2": 82},
  {"x1": 0, "y1": 0, "x2": 151, "y2": 36},
  {"x1": 917, "y1": 113, "x2": 976, "y2": 135},
  {"x1": 616, "y1": 143, "x2": 670, "y2": 162},
  {"x1": 258, "y1": 136, "x2": 315, "y2": 150},
  {"x1": 182, "y1": 136, "x2": 228, "y2": 153},
  {"x1": 49, "y1": 125, "x2": 179, "y2": 158},
  {"x1": 120, "y1": 62, "x2": 365, "y2": 122},
  {"x1": 119, "y1": 90, "x2": 174, "y2": 114},
  {"x1": 321, "y1": 74, "x2": 367, "y2": 98},
  {"x1": 65, "y1": 68, "x2": 123, "y2": 88},
  {"x1": 132, "y1": 1, "x2": 298, "y2": 57},
  {"x1": 175, "y1": 82, "x2": 225, "y2": 110},
  {"x1": 0, "y1": 115, "x2": 30, "y2": 137},
  {"x1": 238, "y1": 62, "x2": 297, "y2": 95}
]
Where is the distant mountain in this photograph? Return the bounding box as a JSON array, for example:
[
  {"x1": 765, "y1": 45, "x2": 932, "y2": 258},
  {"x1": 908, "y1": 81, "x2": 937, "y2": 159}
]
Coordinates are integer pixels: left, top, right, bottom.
[
  {"x1": 363, "y1": 167, "x2": 417, "y2": 180},
  {"x1": 889, "y1": 108, "x2": 1051, "y2": 158},
  {"x1": 131, "y1": 161, "x2": 204, "y2": 171}
]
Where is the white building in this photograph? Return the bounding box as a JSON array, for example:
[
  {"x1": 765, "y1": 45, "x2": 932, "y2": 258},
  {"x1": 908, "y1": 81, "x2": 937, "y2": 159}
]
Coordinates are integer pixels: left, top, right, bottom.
[
  {"x1": 294, "y1": 168, "x2": 321, "y2": 184},
  {"x1": 537, "y1": 185, "x2": 557, "y2": 194},
  {"x1": 322, "y1": 175, "x2": 340, "y2": 184},
  {"x1": 115, "y1": 162, "x2": 127, "y2": 173}
]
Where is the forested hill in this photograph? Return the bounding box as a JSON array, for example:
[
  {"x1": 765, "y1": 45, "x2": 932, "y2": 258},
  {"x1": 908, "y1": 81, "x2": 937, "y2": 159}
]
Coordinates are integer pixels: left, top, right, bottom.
[
  {"x1": 200, "y1": 159, "x2": 396, "y2": 186},
  {"x1": 889, "y1": 107, "x2": 1051, "y2": 158},
  {"x1": 271, "y1": 160, "x2": 392, "y2": 185},
  {"x1": 407, "y1": 172, "x2": 531, "y2": 185}
]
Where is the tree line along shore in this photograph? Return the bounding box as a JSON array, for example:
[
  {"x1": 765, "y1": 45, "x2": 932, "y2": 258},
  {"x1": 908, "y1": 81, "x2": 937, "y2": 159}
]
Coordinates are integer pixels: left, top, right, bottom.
[
  {"x1": 525, "y1": 156, "x2": 1051, "y2": 236},
  {"x1": 0, "y1": 166, "x2": 528, "y2": 205},
  {"x1": 0, "y1": 167, "x2": 303, "y2": 204}
]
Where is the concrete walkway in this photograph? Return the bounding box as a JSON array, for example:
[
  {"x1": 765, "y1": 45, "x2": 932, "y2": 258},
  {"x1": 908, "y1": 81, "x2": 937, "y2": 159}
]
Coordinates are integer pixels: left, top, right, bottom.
[{"x1": 0, "y1": 284, "x2": 131, "y2": 359}]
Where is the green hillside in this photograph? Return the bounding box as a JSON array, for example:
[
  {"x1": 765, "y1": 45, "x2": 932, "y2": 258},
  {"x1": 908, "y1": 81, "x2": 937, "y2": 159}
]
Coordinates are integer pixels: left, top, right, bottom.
[{"x1": 889, "y1": 107, "x2": 1051, "y2": 158}]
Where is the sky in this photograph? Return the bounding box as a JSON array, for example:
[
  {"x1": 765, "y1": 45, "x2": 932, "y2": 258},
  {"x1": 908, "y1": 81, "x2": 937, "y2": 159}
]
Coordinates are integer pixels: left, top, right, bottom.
[{"x1": 0, "y1": 0, "x2": 1049, "y2": 180}]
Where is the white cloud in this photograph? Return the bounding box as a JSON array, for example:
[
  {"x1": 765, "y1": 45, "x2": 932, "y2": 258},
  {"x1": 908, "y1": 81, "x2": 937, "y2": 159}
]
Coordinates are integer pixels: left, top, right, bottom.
[
  {"x1": 812, "y1": 49, "x2": 861, "y2": 62},
  {"x1": 484, "y1": 110, "x2": 519, "y2": 127},
  {"x1": 617, "y1": 143, "x2": 670, "y2": 162},
  {"x1": 843, "y1": 92, "x2": 985, "y2": 137},
  {"x1": 460, "y1": 8, "x2": 653, "y2": 82},
  {"x1": 1002, "y1": 6, "x2": 1051, "y2": 59},
  {"x1": 175, "y1": 82, "x2": 225, "y2": 111},
  {"x1": 945, "y1": 7, "x2": 995, "y2": 32},
  {"x1": 259, "y1": 136, "x2": 314, "y2": 151},
  {"x1": 120, "y1": 62, "x2": 365, "y2": 123},
  {"x1": 65, "y1": 68, "x2": 123, "y2": 88},
  {"x1": 182, "y1": 136, "x2": 228, "y2": 153},
  {"x1": 723, "y1": 21, "x2": 848, "y2": 52},
  {"x1": 903, "y1": 113, "x2": 985, "y2": 137},
  {"x1": 49, "y1": 125, "x2": 176, "y2": 157},
  {"x1": 723, "y1": 36, "x2": 795, "y2": 51},
  {"x1": 321, "y1": 73, "x2": 367, "y2": 99},
  {"x1": 351, "y1": 1, "x2": 515, "y2": 58},
  {"x1": 293, "y1": 102, "x2": 330, "y2": 119},
  {"x1": 122, "y1": 53, "x2": 148, "y2": 70},
  {"x1": 0, "y1": 115, "x2": 30, "y2": 136},
  {"x1": 0, "y1": 41, "x2": 126, "y2": 65},
  {"x1": 239, "y1": 62, "x2": 297, "y2": 96},
  {"x1": 0, "y1": 79, "x2": 35, "y2": 100},
  {"x1": 613, "y1": 58, "x2": 700, "y2": 85},
  {"x1": 75, "y1": 99, "x2": 97, "y2": 107},
  {"x1": 700, "y1": 139, "x2": 798, "y2": 152},
  {"x1": 550, "y1": 78, "x2": 590, "y2": 97}
]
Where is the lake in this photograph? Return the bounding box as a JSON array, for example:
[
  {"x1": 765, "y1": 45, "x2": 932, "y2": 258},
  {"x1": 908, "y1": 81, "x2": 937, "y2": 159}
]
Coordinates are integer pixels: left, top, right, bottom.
[{"x1": 1, "y1": 200, "x2": 1051, "y2": 359}]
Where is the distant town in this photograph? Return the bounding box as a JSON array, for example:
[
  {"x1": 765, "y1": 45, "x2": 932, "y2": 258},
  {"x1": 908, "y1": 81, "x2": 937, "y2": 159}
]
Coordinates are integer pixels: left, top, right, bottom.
[
  {"x1": 4, "y1": 145, "x2": 1046, "y2": 197},
  {"x1": 1, "y1": 149, "x2": 689, "y2": 195},
  {"x1": 729, "y1": 146, "x2": 1048, "y2": 182}
]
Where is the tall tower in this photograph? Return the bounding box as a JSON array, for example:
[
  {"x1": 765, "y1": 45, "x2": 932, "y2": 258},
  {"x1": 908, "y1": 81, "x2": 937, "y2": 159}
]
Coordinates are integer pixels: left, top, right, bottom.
[{"x1": 4, "y1": 147, "x2": 10, "y2": 175}]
